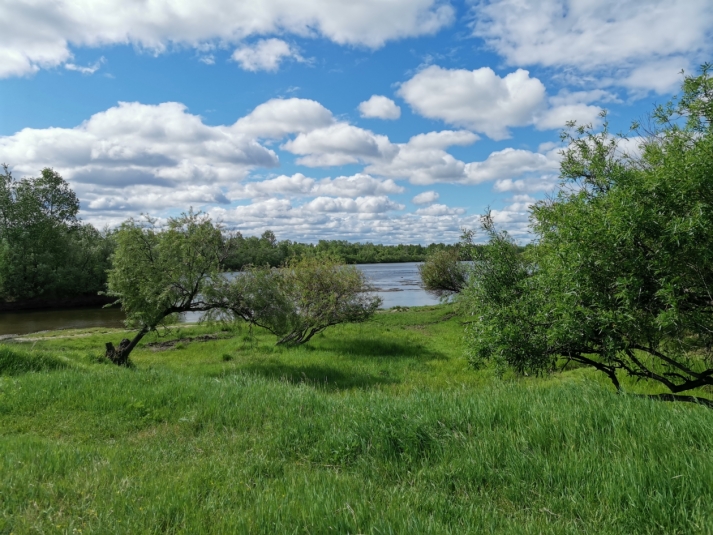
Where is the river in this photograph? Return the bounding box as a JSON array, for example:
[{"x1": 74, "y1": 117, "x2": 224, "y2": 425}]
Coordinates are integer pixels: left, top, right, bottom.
[{"x1": 0, "y1": 262, "x2": 441, "y2": 336}]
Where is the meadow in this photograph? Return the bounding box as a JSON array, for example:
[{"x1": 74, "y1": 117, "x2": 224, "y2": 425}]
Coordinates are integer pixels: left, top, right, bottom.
[{"x1": 1, "y1": 304, "x2": 713, "y2": 534}]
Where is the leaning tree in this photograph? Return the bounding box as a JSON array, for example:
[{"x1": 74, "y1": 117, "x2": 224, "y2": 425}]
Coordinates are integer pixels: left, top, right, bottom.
[{"x1": 104, "y1": 211, "x2": 232, "y2": 365}]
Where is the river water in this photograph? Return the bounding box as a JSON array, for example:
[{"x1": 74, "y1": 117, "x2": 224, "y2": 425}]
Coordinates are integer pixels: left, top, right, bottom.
[{"x1": 0, "y1": 262, "x2": 441, "y2": 336}]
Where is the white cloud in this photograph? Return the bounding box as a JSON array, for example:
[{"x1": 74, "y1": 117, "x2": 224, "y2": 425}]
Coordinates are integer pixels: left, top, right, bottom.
[
  {"x1": 416, "y1": 203, "x2": 465, "y2": 216},
  {"x1": 464, "y1": 148, "x2": 560, "y2": 184},
  {"x1": 231, "y1": 172, "x2": 404, "y2": 199},
  {"x1": 406, "y1": 130, "x2": 479, "y2": 149},
  {"x1": 210, "y1": 199, "x2": 477, "y2": 245},
  {"x1": 398, "y1": 65, "x2": 547, "y2": 139},
  {"x1": 493, "y1": 176, "x2": 559, "y2": 194},
  {"x1": 0, "y1": 101, "x2": 281, "y2": 222},
  {"x1": 0, "y1": 0, "x2": 454, "y2": 78},
  {"x1": 472, "y1": 0, "x2": 713, "y2": 93},
  {"x1": 367, "y1": 147, "x2": 467, "y2": 185},
  {"x1": 364, "y1": 130, "x2": 478, "y2": 184},
  {"x1": 358, "y1": 95, "x2": 401, "y2": 120},
  {"x1": 231, "y1": 39, "x2": 304, "y2": 72},
  {"x1": 64, "y1": 56, "x2": 105, "y2": 75},
  {"x1": 535, "y1": 104, "x2": 601, "y2": 130},
  {"x1": 306, "y1": 195, "x2": 404, "y2": 213},
  {"x1": 412, "y1": 190, "x2": 439, "y2": 204},
  {"x1": 282, "y1": 123, "x2": 396, "y2": 166},
  {"x1": 234, "y1": 98, "x2": 335, "y2": 138},
  {"x1": 365, "y1": 131, "x2": 559, "y2": 186}
]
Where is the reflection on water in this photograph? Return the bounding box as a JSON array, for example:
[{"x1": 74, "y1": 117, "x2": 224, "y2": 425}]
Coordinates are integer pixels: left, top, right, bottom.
[
  {"x1": 0, "y1": 262, "x2": 440, "y2": 336},
  {"x1": 0, "y1": 306, "x2": 126, "y2": 336}
]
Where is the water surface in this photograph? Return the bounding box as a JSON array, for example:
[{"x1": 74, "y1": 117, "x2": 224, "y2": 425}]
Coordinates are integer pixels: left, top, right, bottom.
[{"x1": 0, "y1": 262, "x2": 439, "y2": 336}]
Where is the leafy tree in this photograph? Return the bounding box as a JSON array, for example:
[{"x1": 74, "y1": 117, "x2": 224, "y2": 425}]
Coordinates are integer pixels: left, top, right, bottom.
[
  {"x1": 418, "y1": 247, "x2": 468, "y2": 297},
  {"x1": 0, "y1": 166, "x2": 112, "y2": 302},
  {"x1": 104, "y1": 211, "x2": 232, "y2": 365},
  {"x1": 462, "y1": 66, "x2": 713, "y2": 407},
  {"x1": 215, "y1": 254, "x2": 382, "y2": 345}
]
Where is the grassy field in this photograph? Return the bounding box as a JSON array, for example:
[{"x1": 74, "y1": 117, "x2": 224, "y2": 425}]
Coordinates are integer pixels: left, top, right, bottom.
[{"x1": 2, "y1": 305, "x2": 713, "y2": 534}]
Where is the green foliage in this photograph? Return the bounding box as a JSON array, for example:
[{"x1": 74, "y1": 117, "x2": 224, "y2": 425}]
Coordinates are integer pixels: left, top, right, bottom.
[
  {"x1": 418, "y1": 247, "x2": 467, "y2": 296},
  {"x1": 105, "y1": 211, "x2": 232, "y2": 362},
  {"x1": 461, "y1": 66, "x2": 713, "y2": 405},
  {"x1": 0, "y1": 166, "x2": 114, "y2": 302},
  {"x1": 217, "y1": 254, "x2": 382, "y2": 345}
]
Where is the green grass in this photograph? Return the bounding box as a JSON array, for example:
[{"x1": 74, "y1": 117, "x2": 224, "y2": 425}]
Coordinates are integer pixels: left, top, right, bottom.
[{"x1": 2, "y1": 305, "x2": 713, "y2": 533}]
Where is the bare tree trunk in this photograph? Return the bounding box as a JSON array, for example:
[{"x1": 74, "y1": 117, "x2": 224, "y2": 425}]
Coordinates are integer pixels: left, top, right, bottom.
[{"x1": 105, "y1": 326, "x2": 149, "y2": 366}]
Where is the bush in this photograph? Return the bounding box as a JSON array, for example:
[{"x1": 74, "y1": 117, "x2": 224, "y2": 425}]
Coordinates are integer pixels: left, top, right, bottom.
[{"x1": 216, "y1": 254, "x2": 382, "y2": 345}]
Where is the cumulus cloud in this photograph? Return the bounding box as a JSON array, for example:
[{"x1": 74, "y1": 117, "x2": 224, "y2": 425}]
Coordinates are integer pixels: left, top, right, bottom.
[
  {"x1": 416, "y1": 203, "x2": 465, "y2": 216},
  {"x1": 365, "y1": 130, "x2": 557, "y2": 186},
  {"x1": 358, "y1": 95, "x2": 401, "y2": 119},
  {"x1": 210, "y1": 199, "x2": 477, "y2": 245},
  {"x1": 472, "y1": 0, "x2": 713, "y2": 93},
  {"x1": 282, "y1": 123, "x2": 396, "y2": 166},
  {"x1": 0, "y1": 94, "x2": 552, "y2": 242},
  {"x1": 231, "y1": 173, "x2": 404, "y2": 199},
  {"x1": 399, "y1": 66, "x2": 547, "y2": 139},
  {"x1": 412, "y1": 190, "x2": 439, "y2": 204},
  {"x1": 306, "y1": 195, "x2": 404, "y2": 213},
  {"x1": 233, "y1": 98, "x2": 335, "y2": 138},
  {"x1": 0, "y1": 101, "x2": 277, "y2": 182},
  {"x1": 398, "y1": 65, "x2": 610, "y2": 137},
  {"x1": 231, "y1": 39, "x2": 304, "y2": 72},
  {"x1": 464, "y1": 148, "x2": 560, "y2": 184},
  {"x1": 0, "y1": 101, "x2": 282, "y2": 221},
  {"x1": 0, "y1": 0, "x2": 454, "y2": 78},
  {"x1": 406, "y1": 130, "x2": 479, "y2": 149}
]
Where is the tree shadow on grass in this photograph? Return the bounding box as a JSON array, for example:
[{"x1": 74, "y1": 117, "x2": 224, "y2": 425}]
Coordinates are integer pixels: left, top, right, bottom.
[
  {"x1": 212, "y1": 361, "x2": 398, "y2": 391},
  {"x1": 313, "y1": 337, "x2": 448, "y2": 361}
]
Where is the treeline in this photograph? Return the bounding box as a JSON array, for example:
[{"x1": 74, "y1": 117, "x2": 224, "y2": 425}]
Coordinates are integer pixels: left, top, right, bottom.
[
  {"x1": 223, "y1": 230, "x2": 455, "y2": 270},
  {"x1": 0, "y1": 166, "x2": 114, "y2": 308}
]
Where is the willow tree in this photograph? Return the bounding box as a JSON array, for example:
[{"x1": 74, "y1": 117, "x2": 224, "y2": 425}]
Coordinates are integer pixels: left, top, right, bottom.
[
  {"x1": 214, "y1": 254, "x2": 381, "y2": 345},
  {"x1": 104, "y1": 211, "x2": 231, "y2": 365},
  {"x1": 461, "y1": 66, "x2": 713, "y2": 407}
]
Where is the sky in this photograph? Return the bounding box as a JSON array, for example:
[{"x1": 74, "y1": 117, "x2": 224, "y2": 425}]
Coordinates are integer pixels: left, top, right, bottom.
[{"x1": 1, "y1": 0, "x2": 712, "y2": 244}]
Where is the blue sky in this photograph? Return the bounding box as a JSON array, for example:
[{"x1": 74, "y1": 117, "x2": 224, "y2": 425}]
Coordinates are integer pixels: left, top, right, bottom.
[{"x1": 1, "y1": 0, "x2": 711, "y2": 243}]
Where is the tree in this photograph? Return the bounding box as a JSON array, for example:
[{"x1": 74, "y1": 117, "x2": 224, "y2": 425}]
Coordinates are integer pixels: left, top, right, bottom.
[
  {"x1": 418, "y1": 247, "x2": 467, "y2": 296},
  {"x1": 0, "y1": 166, "x2": 108, "y2": 302},
  {"x1": 462, "y1": 66, "x2": 713, "y2": 407},
  {"x1": 104, "y1": 211, "x2": 231, "y2": 365},
  {"x1": 215, "y1": 254, "x2": 382, "y2": 345}
]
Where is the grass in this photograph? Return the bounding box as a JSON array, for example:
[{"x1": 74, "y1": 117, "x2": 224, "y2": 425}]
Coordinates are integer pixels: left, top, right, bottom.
[{"x1": 1, "y1": 305, "x2": 713, "y2": 533}]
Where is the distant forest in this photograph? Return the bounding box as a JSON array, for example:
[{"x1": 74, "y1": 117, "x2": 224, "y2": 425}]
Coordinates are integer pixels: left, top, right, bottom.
[{"x1": 223, "y1": 230, "x2": 456, "y2": 270}]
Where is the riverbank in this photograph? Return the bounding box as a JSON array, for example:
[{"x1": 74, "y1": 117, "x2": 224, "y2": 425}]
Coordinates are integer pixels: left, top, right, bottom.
[{"x1": 2, "y1": 305, "x2": 713, "y2": 533}]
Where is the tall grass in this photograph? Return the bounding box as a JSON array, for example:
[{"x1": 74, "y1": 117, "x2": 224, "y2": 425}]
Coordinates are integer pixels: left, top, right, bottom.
[{"x1": 1, "y1": 307, "x2": 713, "y2": 533}]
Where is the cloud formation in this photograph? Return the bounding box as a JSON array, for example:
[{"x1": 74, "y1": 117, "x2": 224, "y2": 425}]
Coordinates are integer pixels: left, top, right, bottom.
[
  {"x1": 412, "y1": 190, "x2": 439, "y2": 205},
  {"x1": 358, "y1": 96, "x2": 401, "y2": 119},
  {"x1": 472, "y1": 0, "x2": 713, "y2": 93},
  {"x1": 0, "y1": 95, "x2": 562, "y2": 242},
  {"x1": 231, "y1": 39, "x2": 304, "y2": 72},
  {"x1": 399, "y1": 65, "x2": 603, "y2": 138},
  {"x1": 0, "y1": 0, "x2": 454, "y2": 78}
]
